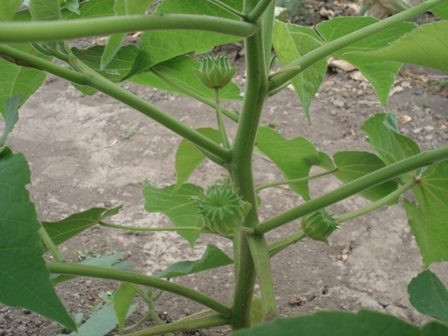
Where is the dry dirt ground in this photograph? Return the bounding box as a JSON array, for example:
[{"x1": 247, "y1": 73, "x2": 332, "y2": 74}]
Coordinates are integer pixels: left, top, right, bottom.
[{"x1": 1, "y1": 28, "x2": 448, "y2": 336}]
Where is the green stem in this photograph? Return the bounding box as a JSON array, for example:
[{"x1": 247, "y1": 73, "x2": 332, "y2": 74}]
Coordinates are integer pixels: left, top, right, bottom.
[
  {"x1": 208, "y1": 0, "x2": 246, "y2": 18},
  {"x1": 255, "y1": 145, "x2": 448, "y2": 235},
  {"x1": 215, "y1": 88, "x2": 231, "y2": 149},
  {"x1": 150, "y1": 68, "x2": 239, "y2": 123},
  {"x1": 133, "y1": 286, "x2": 171, "y2": 335},
  {"x1": 99, "y1": 221, "x2": 201, "y2": 232},
  {"x1": 255, "y1": 169, "x2": 336, "y2": 192},
  {"x1": 336, "y1": 178, "x2": 417, "y2": 224},
  {"x1": 230, "y1": 0, "x2": 270, "y2": 329},
  {"x1": 38, "y1": 226, "x2": 66, "y2": 263},
  {"x1": 123, "y1": 312, "x2": 153, "y2": 332},
  {"x1": 268, "y1": 0, "x2": 446, "y2": 91},
  {"x1": 262, "y1": 1, "x2": 276, "y2": 71},
  {"x1": 268, "y1": 230, "x2": 306, "y2": 258},
  {"x1": 46, "y1": 263, "x2": 231, "y2": 318},
  {"x1": 125, "y1": 314, "x2": 230, "y2": 336},
  {"x1": 0, "y1": 44, "x2": 231, "y2": 163},
  {"x1": 0, "y1": 15, "x2": 256, "y2": 43},
  {"x1": 246, "y1": 0, "x2": 276, "y2": 22}
]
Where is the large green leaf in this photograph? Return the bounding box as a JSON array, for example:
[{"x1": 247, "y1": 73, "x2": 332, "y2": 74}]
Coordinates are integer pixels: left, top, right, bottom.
[
  {"x1": 174, "y1": 128, "x2": 221, "y2": 192},
  {"x1": 272, "y1": 20, "x2": 326, "y2": 124},
  {"x1": 0, "y1": 147, "x2": 76, "y2": 330},
  {"x1": 231, "y1": 310, "x2": 448, "y2": 336},
  {"x1": 403, "y1": 160, "x2": 448, "y2": 268},
  {"x1": 317, "y1": 17, "x2": 415, "y2": 105},
  {"x1": 125, "y1": 0, "x2": 242, "y2": 78},
  {"x1": 152, "y1": 244, "x2": 233, "y2": 278},
  {"x1": 0, "y1": 45, "x2": 47, "y2": 115},
  {"x1": 0, "y1": 94, "x2": 23, "y2": 146},
  {"x1": 353, "y1": 21, "x2": 448, "y2": 73},
  {"x1": 61, "y1": 303, "x2": 137, "y2": 336},
  {"x1": 30, "y1": 0, "x2": 61, "y2": 20},
  {"x1": 101, "y1": 0, "x2": 154, "y2": 69},
  {"x1": 408, "y1": 270, "x2": 448, "y2": 324},
  {"x1": 0, "y1": 0, "x2": 21, "y2": 21},
  {"x1": 142, "y1": 183, "x2": 203, "y2": 247},
  {"x1": 41, "y1": 206, "x2": 122, "y2": 249},
  {"x1": 333, "y1": 151, "x2": 398, "y2": 203},
  {"x1": 432, "y1": 1, "x2": 448, "y2": 19},
  {"x1": 256, "y1": 126, "x2": 319, "y2": 200},
  {"x1": 114, "y1": 282, "x2": 137, "y2": 334},
  {"x1": 360, "y1": 113, "x2": 420, "y2": 183}
]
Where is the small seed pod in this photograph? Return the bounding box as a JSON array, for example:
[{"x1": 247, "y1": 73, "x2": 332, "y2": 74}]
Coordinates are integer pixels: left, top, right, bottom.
[
  {"x1": 193, "y1": 54, "x2": 237, "y2": 90},
  {"x1": 301, "y1": 209, "x2": 339, "y2": 245},
  {"x1": 198, "y1": 183, "x2": 251, "y2": 236}
]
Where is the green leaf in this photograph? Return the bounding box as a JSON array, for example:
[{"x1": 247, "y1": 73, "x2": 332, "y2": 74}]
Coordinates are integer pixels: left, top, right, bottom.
[
  {"x1": 61, "y1": 303, "x2": 137, "y2": 336},
  {"x1": 250, "y1": 296, "x2": 264, "y2": 326},
  {"x1": 125, "y1": 0, "x2": 242, "y2": 78},
  {"x1": 256, "y1": 126, "x2": 319, "y2": 200},
  {"x1": 0, "y1": 147, "x2": 76, "y2": 331},
  {"x1": 100, "y1": 0, "x2": 154, "y2": 69},
  {"x1": 272, "y1": 20, "x2": 326, "y2": 124},
  {"x1": 63, "y1": 0, "x2": 115, "y2": 19},
  {"x1": 30, "y1": 0, "x2": 61, "y2": 20},
  {"x1": 403, "y1": 160, "x2": 448, "y2": 268},
  {"x1": 317, "y1": 17, "x2": 415, "y2": 105},
  {"x1": 383, "y1": 110, "x2": 399, "y2": 132},
  {"x1": 62, "y1": 0, "x2": 80, "y2": 15},
  {"x1": 0, "y1": 0, "x2": 22, "y2": 21},
  {"x1": 72, "y1": 45, "x2": 137, "y2": 82},
  {"x1": 152, "y1": 244, "x2": 233, "y2": 278},
  {"x1": 0, "y1": 94, "x2": 23, "y2": 146},
  {"x1": 432, "y1": 1, "x2": 448, "y2": 19},
  {"x1": 317, "y1": 151, "x2": 335, "y2": 170},
  {"x1": 353, "y1": 21, "x2": 448, "y2": 73},
  {"x1": 360, "y1": 113, "x2": 420, "y2": 183},
  {"x1": 231, "y1": 310, "x2": 448, "y2": 336},
  {"x1": 0, "y1": 45, "x2": 47, "y2": 115},
  {"x1": 114, "y1": 283, "x2": 137, "y2": 334},
  {"x1": 130, "y1": 56, "x2": 243, "y2": 101},
  {"x1": 408, "y1": 270, "x2": 448, "y2": 324},
  {"x1": 174, "y1": 128, "x2": 221, "y2": 192},
  {"x1": 333, "y1": 151, "x2": 398, "y2": 203},
  {"x1": 142, "y1": 183, "x2": 203, "y2": 247},
  {"x1": 41, "y1": 206, "x2": 122, "y2": 249}
]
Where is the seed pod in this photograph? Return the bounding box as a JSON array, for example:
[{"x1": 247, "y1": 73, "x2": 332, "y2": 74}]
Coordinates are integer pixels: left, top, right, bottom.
[
  {"x1": 193, "y1": 54, "x2": 237, "y2": 90},
  {"x1": 301, "y1": 209, "x2": 339, "y2": 245},
  {"x1": 198, "y1": 183, "x2": 251, "y2": 235}
]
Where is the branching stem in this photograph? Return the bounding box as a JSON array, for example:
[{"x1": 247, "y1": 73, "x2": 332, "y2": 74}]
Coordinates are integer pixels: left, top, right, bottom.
[{"x1": 0, "y1": 14, "x2": 256, "y2": 43}]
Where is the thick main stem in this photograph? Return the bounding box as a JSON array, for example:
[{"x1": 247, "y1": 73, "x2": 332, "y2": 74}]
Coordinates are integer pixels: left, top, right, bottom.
[{"x1": 230, "y1": 1, "x2": 270, "y2": 328}]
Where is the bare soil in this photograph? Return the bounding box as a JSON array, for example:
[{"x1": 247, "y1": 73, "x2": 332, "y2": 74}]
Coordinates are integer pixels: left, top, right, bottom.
[{"x1": 1, "y1": 11, "x2": 448, "y2": 336}]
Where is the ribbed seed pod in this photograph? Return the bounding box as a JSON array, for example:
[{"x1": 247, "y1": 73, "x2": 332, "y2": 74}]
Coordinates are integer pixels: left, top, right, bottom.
[
  {"x1": 301, "y1": 209, "x2": 339, "y2": 245},
  {"x1": 193, "y1": 54, "x2": 237, "y2": 90},
  {"x1": 198, "y1": 184, "x2": 251, "y2": 235}
]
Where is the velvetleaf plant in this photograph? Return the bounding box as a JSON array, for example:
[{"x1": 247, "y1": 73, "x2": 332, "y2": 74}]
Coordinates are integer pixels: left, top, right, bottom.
[{"x1": 1, "y1": 0, "x2": 448, "y2": 335}]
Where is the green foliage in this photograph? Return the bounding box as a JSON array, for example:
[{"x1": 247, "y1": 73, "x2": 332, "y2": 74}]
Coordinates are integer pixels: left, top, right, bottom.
[
  {"x1": 408, "y1": 270, "x2": 448, "y2": 324},
  {"x1": 231, "y1": 310, "x2": 448, "y2": 336},
  {"x1": 152, "y1": 244, "x2": 233, "y2": 278},
  {"x1": 272, "y1": 21, "x2": 326, "y2": 123},
  {"x1": 0, "y1": 0, "x2": 448, "y2": 334},
  {"x1": 0, "y1": 148, "x2": 76, "y2": 331}
]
